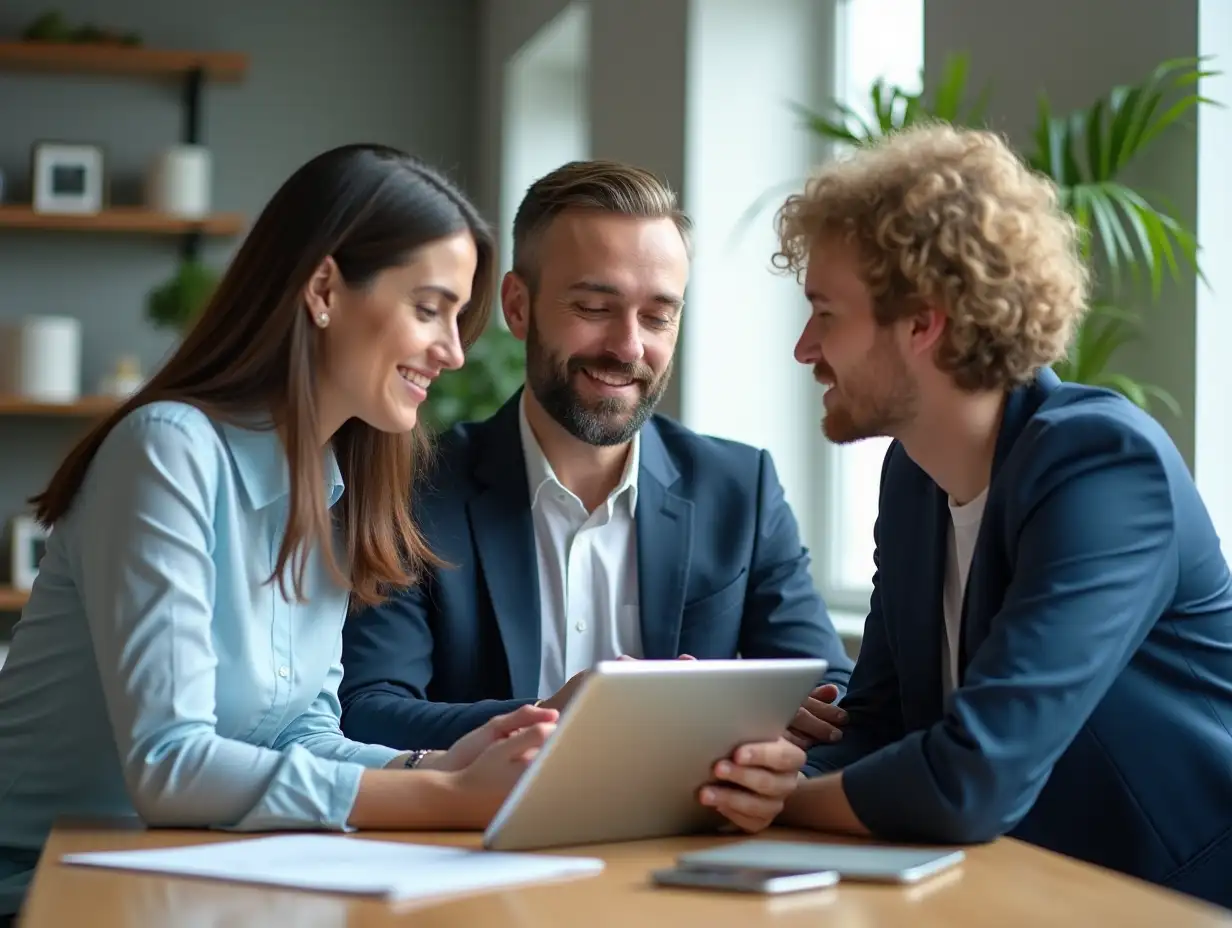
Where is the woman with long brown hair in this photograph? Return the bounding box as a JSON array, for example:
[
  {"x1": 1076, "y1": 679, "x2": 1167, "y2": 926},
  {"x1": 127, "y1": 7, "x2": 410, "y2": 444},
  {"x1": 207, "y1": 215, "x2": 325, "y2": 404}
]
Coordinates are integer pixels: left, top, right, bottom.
[{"x1": 0, "y1": 144, "x2": 556, "y2": 921}]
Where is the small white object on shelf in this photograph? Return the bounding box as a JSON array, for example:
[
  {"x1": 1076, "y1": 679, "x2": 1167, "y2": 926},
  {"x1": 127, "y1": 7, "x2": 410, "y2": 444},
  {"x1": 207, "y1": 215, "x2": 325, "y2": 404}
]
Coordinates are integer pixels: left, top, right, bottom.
[
  {"x1": 10, "y1": 514, "x2": 48, "y2": 592},
  {"x1": 0, "y1": 315, "x2": 82, "y2": 402},
  {"x1": 99, "y1": 355, "x2": 146, "y2": 398},
  {"x1": 32, "y1": 141, "x2": 105, "y2": 215},
  {"x1": 146, "y1": 145, "x2": 212, "y2": 218},
  {"x1": 61, "y1": 834, "x2": 604, "y2": 901}
]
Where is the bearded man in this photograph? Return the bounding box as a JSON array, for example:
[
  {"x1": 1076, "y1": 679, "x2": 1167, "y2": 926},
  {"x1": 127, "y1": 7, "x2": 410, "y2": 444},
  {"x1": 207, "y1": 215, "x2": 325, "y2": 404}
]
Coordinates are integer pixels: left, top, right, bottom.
[{"x1": 338, "y1": 160, "x2": 854, "y2": 769}]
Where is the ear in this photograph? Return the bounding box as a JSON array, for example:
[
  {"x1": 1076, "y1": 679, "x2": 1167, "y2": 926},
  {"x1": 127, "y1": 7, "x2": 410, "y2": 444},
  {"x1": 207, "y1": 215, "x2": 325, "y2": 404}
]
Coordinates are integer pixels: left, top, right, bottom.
[
  {"x1": 302, "y1": 257, "x2": 342, "y2": 325},
  {"x1": 500, "y1": 271, "x2": 531, "y2": 341},
  {"x1": 905, "y1": 304, "x2": 948, "y2": 359}
]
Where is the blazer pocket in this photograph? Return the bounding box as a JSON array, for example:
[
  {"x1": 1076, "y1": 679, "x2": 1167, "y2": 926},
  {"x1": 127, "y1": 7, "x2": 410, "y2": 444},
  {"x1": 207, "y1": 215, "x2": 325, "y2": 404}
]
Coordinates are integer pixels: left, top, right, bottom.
[{"x1": 682, "y1": 569, "x2": 748, "y2": 619}]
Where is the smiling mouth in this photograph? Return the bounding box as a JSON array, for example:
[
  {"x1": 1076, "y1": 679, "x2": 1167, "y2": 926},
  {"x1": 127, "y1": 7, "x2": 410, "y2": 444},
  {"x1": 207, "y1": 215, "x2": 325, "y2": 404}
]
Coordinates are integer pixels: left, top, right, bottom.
[
  {"x1": 397, "y1": 366, "x2": 431, "y2": 390},
  {"x1": 581, "y1": 367, "x2": 638, "y2": 389}
]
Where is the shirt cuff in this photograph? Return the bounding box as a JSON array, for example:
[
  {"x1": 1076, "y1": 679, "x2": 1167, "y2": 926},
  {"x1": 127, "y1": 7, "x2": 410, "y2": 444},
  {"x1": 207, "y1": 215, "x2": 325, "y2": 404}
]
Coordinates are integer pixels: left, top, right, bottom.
[
  {"x1": 347, "y1": 742, "x2": 403, "y2": 770},
  {"x1": 330, "y1": 760, "x2": 365, "y2": 832}
]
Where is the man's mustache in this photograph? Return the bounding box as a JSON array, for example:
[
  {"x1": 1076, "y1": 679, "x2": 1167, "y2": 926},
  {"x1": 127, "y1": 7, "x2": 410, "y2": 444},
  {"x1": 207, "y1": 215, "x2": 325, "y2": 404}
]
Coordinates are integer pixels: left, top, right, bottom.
[{"x1": 567, "y1": 356, "x2": 654, "y2": 383}]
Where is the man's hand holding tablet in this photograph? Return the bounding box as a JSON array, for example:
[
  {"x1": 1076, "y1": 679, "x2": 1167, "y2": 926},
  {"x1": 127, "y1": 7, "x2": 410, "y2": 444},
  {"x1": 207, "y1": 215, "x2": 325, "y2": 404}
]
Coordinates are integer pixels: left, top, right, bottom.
[{"x1": 700, "y1": 737, "x2": 808, "y2": 833}]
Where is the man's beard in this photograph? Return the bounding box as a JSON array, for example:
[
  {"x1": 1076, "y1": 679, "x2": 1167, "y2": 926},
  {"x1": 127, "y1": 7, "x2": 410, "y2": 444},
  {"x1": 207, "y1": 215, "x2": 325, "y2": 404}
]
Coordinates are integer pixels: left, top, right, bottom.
[
  {"x1": 819, "y1": 339, "x2": 916, "y2": 444},
  {"x1": 525, "y1": 315, "x2": 671, "y2": 447}
]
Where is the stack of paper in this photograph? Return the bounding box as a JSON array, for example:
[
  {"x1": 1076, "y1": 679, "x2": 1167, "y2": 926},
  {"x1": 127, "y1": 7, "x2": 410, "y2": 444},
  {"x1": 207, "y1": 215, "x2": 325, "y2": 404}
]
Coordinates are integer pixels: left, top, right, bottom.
[{"x1": 62, "y1": 834, "x2": 604, "y2": 901}]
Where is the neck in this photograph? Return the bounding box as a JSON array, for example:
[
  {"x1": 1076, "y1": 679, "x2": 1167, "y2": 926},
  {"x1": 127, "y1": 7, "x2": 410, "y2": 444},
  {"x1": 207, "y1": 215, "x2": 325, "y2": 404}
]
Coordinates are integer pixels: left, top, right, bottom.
[
  {"x1": 314, "y1": 389, "x2": 346, "y2": 448},
  {"x1": 523, "y1": 388, "x2": 631, "y2": 511},
  {"x1": 896, "y1": 384, "x2": 1005, "y2": 505}
]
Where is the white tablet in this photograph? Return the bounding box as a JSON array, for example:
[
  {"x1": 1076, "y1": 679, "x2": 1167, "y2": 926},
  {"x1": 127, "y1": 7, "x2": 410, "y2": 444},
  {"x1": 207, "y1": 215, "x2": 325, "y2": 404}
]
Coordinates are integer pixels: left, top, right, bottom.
[
  {"x1": 482, "y1": 658, "x2": 828, "y2": 851},
  {"x1": 676, "y1": 840, "x2": 967, "y2": 884}
]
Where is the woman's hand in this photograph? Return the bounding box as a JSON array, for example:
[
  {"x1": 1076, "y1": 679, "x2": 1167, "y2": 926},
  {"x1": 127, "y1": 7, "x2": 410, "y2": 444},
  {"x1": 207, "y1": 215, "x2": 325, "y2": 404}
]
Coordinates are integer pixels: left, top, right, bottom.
[
  {"x1": 349, "y1": 708, "x2": 557, "y2": 832},
  {"x1": 422, "y1": 704, "x2": 558, "y2": 773},
  {"x1": 445, "y1": 717, "x2": 557, "y2": 828}
]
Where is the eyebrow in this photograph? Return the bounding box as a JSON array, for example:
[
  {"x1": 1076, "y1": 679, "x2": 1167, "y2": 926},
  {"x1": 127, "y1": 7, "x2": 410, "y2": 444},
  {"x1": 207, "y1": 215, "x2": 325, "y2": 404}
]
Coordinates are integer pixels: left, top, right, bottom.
[
  {"x1": 413, "y1": 284, "x2": 460, "y2": 303},
  {"x1": 804, "y1": 288, "x2": 828, "y2": 304},
  {"x1": 567, "y1": 280, "x2": 685, "y2": 311}
]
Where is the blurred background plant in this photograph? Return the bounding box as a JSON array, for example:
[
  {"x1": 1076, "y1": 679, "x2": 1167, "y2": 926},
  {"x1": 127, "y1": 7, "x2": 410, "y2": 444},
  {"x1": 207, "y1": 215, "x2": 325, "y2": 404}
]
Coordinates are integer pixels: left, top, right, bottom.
[
  {"x1": 421, "y1": 323, "x2": 526, "y2": 432},
  {"x1": 146, "y1": 259, "x2": 219, "y2": 334},
  {"x1": 760, "y1": 52, "x2": 1218, "y2": 418}
]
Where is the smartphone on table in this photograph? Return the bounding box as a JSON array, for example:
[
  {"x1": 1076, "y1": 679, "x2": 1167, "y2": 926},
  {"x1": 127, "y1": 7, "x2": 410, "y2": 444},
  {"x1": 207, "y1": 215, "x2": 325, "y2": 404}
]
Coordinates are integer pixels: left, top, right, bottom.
[{"x1": 651, "y1": 864, "x2": 839, "y2": 895}]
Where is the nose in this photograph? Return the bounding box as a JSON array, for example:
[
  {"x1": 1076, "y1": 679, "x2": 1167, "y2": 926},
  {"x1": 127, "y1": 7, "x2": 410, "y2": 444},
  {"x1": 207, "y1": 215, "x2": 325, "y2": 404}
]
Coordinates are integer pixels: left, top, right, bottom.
[
  {"x1": 605, "y1": 315, "x2": 645, "y2": 365},
  {"x1": 430, "y1": 322, "x2": 466, "y2": 372},
  {"x1": 794, "y1": 317, "x2": 821, "y2": 366}
]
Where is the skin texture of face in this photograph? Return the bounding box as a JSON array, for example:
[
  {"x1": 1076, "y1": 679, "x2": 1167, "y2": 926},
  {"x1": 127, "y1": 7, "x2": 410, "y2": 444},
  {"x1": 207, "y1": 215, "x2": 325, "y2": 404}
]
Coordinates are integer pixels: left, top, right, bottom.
[
  {"x1": 306, "y1": 230, "x2": 478, "y2": 440},
  {"x1": 503, "y1": 212, "x2": 689, "y2": 447},
  {"x1": 794, "y1": 239, "x2": 919, "y2": 444}
]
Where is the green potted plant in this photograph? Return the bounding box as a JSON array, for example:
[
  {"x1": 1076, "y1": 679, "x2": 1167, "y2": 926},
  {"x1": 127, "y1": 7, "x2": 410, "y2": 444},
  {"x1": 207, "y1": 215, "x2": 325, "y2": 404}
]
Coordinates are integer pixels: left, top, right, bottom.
[
  {"x1": 421, "y1": 323, "x2": 526, "y2": 432},
  {"x1": 759, "y1": 52, "x2": 1217, "y2": 417},
  {"x1": 146, "y1": 259, "x2": 219, "y2": 334}
]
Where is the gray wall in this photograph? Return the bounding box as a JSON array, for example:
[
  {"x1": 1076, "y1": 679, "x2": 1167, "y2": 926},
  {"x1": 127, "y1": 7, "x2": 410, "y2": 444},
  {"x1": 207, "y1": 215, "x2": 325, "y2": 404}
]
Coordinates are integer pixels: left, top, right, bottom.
[{"x1": 0, "y1": 0, "x2": 480, "y2": 604}]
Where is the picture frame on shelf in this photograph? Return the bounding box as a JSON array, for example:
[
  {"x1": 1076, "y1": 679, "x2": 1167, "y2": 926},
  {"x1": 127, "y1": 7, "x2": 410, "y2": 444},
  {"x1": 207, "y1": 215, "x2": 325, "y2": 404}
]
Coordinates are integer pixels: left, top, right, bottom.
[
  {"x1": 31, "y1": 141, "x2": 105, "y2": 214},
  {"x1": 10, "y1": 515, "x2": 48, "y2": 591}
]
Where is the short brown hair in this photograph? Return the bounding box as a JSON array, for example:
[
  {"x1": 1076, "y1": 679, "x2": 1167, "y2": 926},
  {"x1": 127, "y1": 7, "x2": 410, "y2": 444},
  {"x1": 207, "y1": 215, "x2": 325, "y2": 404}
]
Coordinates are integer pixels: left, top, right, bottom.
[
  {"x1": 512, "y1": 159, "x2": 693, "y2": 290},
  {"x1": 774, "y1": 123, "x2": 1090, "y2": 391}
]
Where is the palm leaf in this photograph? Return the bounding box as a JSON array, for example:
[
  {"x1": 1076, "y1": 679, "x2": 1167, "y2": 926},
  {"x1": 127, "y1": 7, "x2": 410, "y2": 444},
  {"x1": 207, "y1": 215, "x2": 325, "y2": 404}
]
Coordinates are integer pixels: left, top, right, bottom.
[
  {"x1": 1072, "y1": 304, "x2": 1142, "y2": 381},
  {"x1": 1032, "y1": 58, "x2": 1213, "y2": 302},
  {"x1": 725, "y1": 177, "x2": 809, "y2": 250},
  {"x1": 1095, "y1": 373, "x2": 1182, "y2": 417},
  {"x1": 787, "y1": 100, "x2": 867, "y2": 146}
]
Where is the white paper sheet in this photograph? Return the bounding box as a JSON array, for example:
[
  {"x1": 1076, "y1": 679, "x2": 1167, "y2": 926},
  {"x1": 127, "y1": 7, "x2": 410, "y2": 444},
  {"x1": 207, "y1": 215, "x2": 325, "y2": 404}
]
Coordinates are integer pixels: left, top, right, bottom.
[{"x1": 61, "y1": 834, "x2": 604, "y2": 901}]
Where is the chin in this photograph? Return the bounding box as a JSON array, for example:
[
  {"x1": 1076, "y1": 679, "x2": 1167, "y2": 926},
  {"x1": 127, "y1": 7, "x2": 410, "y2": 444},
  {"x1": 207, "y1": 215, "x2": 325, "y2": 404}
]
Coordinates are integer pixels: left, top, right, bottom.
[{"x1": 360, "y1": 403, "x2": 419, "y2": 435}]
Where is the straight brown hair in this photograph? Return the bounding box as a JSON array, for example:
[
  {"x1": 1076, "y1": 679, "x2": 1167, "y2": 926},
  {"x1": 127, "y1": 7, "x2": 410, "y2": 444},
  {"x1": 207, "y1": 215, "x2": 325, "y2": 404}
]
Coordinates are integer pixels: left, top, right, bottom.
[{"x1": 31, "y1": 143, "x2": 496, "y2": 608}]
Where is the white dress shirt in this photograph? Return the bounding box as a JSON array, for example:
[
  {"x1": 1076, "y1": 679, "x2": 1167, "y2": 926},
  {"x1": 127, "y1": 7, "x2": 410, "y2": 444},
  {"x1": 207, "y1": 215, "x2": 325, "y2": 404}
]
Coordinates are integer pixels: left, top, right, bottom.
[{"x1": 519, "y1": 395, "x2": 643, "y2": 699}]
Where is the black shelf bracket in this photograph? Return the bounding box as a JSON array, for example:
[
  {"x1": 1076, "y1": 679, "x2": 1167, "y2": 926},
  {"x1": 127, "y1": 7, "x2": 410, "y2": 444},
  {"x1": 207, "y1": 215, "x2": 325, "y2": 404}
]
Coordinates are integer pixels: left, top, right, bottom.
[
  {"x1": 183, "y1": 66, "x2": 204, "y2": 145},
  {"x1": 180, "y1": 66, "x2": 206, "y2": 263},
  {"x1": 181, "y1": 230, "x2": 202, "y2": 262}
]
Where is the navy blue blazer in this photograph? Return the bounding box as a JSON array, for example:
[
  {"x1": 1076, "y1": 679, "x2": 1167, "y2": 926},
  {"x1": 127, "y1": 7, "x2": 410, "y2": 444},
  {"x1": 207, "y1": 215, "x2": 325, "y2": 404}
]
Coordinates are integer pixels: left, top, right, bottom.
[
  {"x1": 340, "y1": 391, "x2": 854, "y2": 750},
  {"x1": 804, "y1": 368, "x2": 1232, "y2": 908}
]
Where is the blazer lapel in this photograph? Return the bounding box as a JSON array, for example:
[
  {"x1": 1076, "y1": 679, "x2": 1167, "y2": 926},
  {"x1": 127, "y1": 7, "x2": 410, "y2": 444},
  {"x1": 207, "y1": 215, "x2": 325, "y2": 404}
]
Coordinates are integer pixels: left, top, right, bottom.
[
  {"x1": 896, "y1": 476, "x2": 949, "y2": 726},
  {"x1": 635, "y1": 421, "x2": 693, "y2": 659},
  {"x1": 955, "y1": 366, "x2": 1061, "y2": 684},
  {"x1": 467, "y1": 393, "x2": 542, "y2": 699}
]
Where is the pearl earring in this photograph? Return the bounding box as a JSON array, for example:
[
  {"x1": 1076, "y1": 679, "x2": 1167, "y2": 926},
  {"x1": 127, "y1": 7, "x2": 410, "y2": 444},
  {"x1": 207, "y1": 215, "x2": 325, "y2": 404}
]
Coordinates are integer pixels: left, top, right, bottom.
[{"x1": 315, "y1": 312, "x2": 330, "y2": 328}]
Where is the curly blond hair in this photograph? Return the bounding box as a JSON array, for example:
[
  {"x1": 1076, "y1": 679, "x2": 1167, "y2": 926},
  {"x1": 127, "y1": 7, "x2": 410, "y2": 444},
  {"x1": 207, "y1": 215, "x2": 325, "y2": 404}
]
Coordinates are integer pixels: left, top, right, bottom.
[{"x1": 774, "y1": 123, "x2": 1090, "y2": 391}]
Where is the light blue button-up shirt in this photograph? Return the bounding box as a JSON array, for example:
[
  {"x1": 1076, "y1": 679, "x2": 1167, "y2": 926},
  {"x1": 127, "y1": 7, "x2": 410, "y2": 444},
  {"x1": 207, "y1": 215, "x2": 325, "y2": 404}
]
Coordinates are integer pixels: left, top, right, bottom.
[{"x1": 0, "y1": 401, "x2": 401, "y2": 914}]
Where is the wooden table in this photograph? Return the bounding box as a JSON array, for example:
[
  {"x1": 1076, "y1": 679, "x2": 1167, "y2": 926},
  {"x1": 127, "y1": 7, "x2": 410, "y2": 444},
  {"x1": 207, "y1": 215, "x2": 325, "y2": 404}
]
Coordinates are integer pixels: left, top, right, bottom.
[{"x1": 17, "y1": 820, "x2": 1232, "y2": 927}]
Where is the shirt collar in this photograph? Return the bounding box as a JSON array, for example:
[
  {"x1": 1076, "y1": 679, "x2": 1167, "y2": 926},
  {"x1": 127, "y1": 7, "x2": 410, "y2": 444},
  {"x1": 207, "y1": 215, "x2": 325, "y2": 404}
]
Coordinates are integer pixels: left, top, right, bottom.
[
  {"x1": 518, "y1": 391, "x2": 639, "y2": 513},
  {"x1": 218, "y1": 417, "x2": 345, "y2": 511}
]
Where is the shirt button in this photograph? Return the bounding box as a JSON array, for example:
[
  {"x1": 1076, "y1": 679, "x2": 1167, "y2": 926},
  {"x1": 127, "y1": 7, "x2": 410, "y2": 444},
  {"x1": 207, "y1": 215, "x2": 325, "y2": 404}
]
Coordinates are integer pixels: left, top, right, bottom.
[
  {"x1": 277, "y1": 666, "x2": 289, "y2": 678},
  {"x1": 575, "y1": 621, "x2": 586, "y2": 632}
]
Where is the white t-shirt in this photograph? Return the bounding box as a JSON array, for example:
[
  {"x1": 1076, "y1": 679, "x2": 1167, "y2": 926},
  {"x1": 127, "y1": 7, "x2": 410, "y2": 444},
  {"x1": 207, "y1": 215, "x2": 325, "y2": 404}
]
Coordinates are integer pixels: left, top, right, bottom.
[{"x1": 942, "y1": 487, "x2": 988, "y2": 697}]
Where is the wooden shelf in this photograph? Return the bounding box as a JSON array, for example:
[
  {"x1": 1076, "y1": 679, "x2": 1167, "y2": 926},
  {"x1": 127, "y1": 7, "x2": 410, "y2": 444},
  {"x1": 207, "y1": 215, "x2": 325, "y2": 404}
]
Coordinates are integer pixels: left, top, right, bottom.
[
  {"x1": 0, "y1": 40, "x2": 247, "y2": 81},
  {"x1": 0, "y1": 395, "x2": 119, "y2": 417},
  {"x1": 0, "y1": 206, "x2": 244, "y2": 235},
  {"x1": 0, "y1": 587, "x2": 29, "y2": 612}
]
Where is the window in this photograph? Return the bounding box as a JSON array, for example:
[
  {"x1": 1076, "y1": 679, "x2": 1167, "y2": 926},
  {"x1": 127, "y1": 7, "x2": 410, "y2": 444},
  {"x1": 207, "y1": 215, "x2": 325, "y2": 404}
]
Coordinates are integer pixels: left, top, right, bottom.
[
  {"x1": 500, "y1": 3, "x2": 589, "y2": 275},
  {"x1": 815, "y1": 0, "x2": 924, "y2": 614}
]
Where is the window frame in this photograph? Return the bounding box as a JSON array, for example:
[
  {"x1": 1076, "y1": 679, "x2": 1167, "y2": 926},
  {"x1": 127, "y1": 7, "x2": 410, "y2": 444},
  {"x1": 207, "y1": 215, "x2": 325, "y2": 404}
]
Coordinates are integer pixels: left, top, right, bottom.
[{"x1": 807, "y1": 0, "x2": 923, "y2": 619}]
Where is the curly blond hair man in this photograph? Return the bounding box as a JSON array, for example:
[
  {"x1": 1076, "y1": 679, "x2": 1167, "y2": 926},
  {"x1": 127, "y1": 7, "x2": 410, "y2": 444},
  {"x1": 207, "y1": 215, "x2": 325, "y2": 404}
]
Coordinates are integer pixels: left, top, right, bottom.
[{"x1": 700, "y1": 125, "x2": 1232, "y2": 907}]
